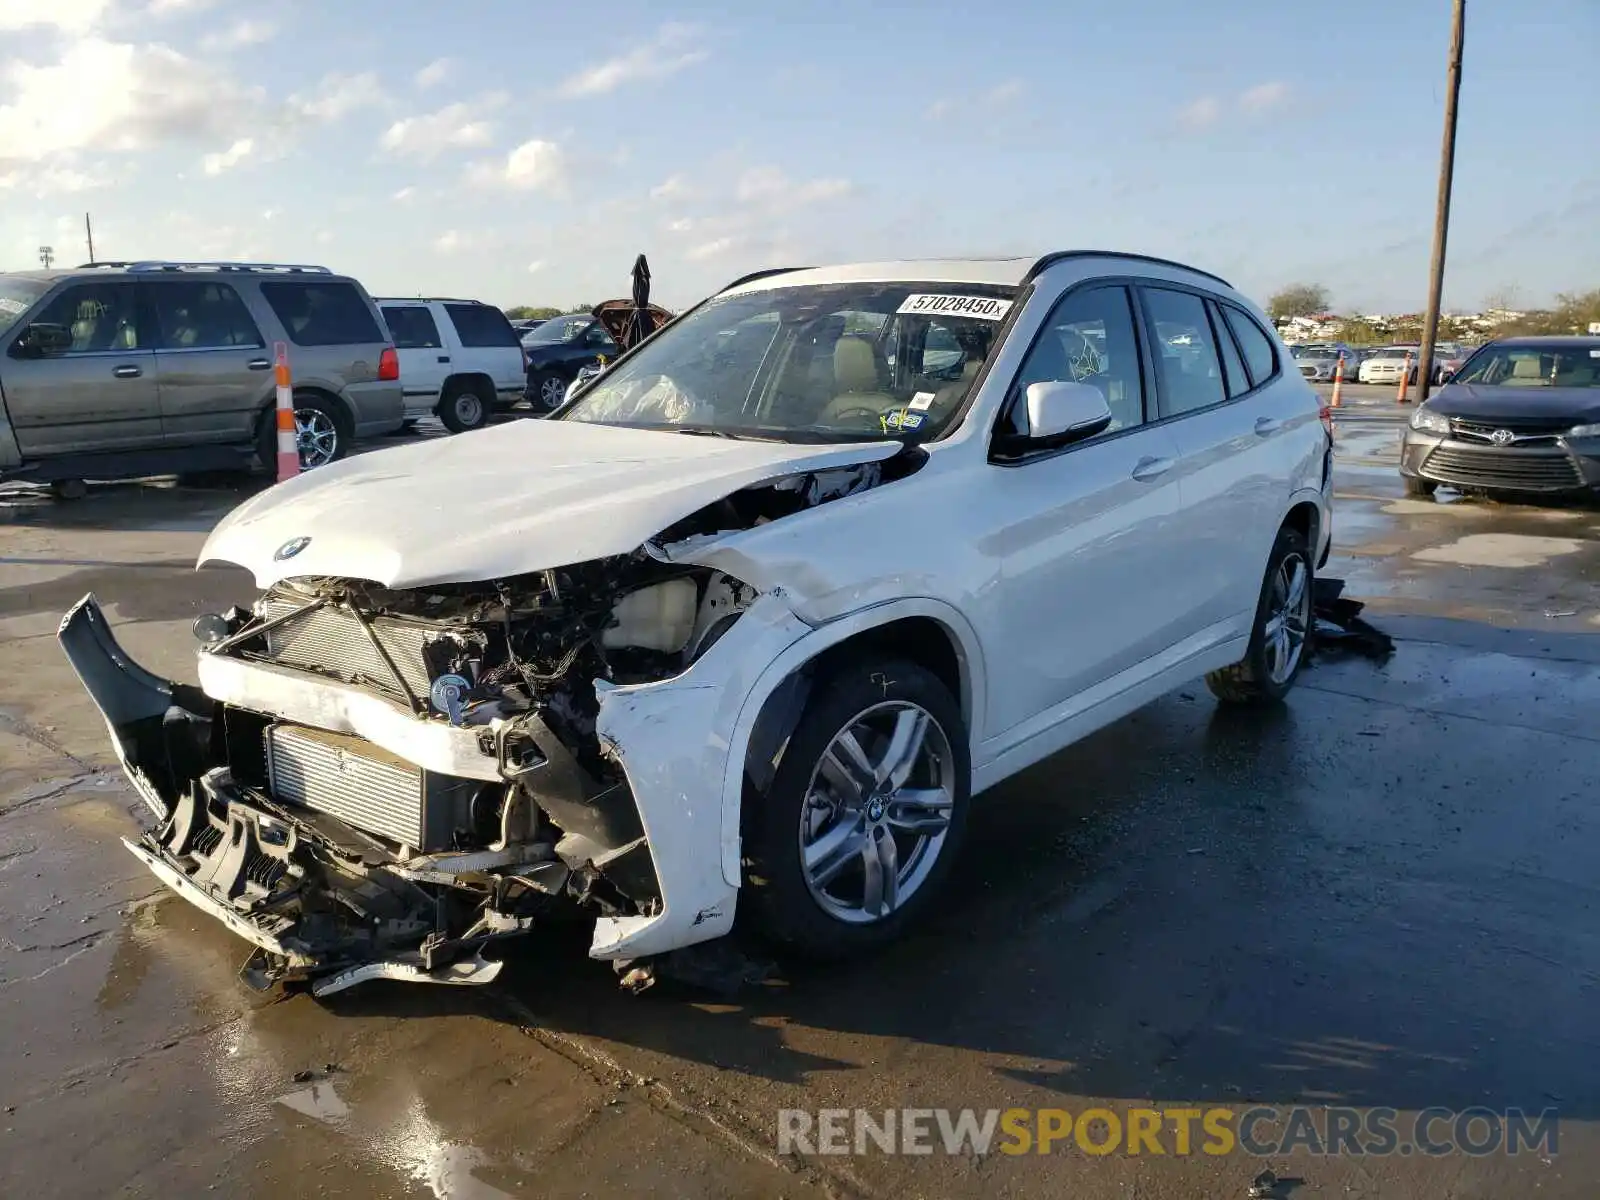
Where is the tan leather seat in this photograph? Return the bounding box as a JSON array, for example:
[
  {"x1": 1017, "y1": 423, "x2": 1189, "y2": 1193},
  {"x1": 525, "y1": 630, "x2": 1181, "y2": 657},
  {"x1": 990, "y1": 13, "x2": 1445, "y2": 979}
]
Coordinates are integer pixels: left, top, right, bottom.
[
  {"x1": 818, "y1": 337, "x2": 896, "y2": 425},
  {"x1": 1507, "y1": 355, "x2": 1545, "y2": 384}
]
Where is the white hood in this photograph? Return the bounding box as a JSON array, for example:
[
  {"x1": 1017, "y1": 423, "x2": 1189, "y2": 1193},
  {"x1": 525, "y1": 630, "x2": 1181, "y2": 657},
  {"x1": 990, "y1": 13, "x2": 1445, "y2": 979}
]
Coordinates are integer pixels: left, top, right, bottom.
[{"x1": 201, "y1": 419, "x2": 899, "y2": 589}]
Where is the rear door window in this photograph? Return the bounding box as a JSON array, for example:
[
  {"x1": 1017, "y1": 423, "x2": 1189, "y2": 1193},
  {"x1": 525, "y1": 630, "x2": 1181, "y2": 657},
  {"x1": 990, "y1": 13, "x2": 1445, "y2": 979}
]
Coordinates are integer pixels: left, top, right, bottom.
[
  {"x1": 443, "y1": 303, "x2": 519, "y2": 348},
  {"x1": 151, "y1": 281, "x2": 264, "y2": 349},
  {"x1": 1221, "y1": 305, "x2": 1278, "y2": 388},
  {"x1": 260, "y1": 281, "x2": 383, "y2": 346},
  {"x1": 1140, "y1": 287, "x2": 1227, "y2": 417},
  {"x1": 384, "y1": 305, "x2": 443, "y2": 349},
  {"x1": 1206, "y1": 299, "x2": 1250, "y2": 398}
]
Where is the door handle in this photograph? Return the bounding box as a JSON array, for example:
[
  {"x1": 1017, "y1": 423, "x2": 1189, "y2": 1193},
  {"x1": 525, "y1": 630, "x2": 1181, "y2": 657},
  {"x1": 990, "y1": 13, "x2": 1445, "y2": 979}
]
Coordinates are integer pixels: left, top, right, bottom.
[
  {"x1": 1254, "y1": 417, "x2": 1282, "y2": 436},
  {"x1": 437, "y1": 355, "x2": 451, "y2": 363},
  {"x1": 111, "y1": 364, "x2": 142, "y2": 379},
  {"x1": 246, "y1": 358, "x2": 272, "y2": 370},
  {"x1": 1131, "y1": 455, "x2": 1175, "y2": 482}
]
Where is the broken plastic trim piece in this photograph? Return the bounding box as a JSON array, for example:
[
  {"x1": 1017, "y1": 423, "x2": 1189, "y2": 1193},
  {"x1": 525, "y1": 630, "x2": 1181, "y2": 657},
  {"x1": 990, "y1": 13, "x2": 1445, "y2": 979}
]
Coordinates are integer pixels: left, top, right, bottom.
[{"x1": 310, "y1": 953, "x2": 504, "y2": 998}]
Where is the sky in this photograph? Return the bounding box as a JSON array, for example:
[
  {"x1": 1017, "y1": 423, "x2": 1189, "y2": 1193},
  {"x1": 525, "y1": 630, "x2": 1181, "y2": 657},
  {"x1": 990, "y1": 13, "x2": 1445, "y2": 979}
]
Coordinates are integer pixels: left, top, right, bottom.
[{"x1": 0, "y1": 0, "x2": 1595, "y2": 315}]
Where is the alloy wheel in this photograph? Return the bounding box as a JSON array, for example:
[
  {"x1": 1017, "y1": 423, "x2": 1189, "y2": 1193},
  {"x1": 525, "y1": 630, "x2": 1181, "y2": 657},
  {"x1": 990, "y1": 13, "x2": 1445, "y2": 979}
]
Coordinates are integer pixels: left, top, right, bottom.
[
  {"x1": 1261, "y1": 553, "x2": 1310, "y2": 685},
  {"x1": 798, "y1": 700, "x2": 955, "y2": 924},
  {"x1": 539, "y1": 376, "x2": 566, "y2": 408},
  {"x1": 294, "y1": 408, "x2": 339, "y2": 469}
]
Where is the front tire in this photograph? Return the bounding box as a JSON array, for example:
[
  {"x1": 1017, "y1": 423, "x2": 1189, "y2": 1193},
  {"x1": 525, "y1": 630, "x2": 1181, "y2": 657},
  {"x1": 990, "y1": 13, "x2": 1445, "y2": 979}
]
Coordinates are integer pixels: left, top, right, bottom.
[
  {"x1": 1206, "y1": 524, "x2": 1314, "y2": 706},
  {"x1": 531, "y1": 371, "x2": 568, "y2": 411},
  {"x1": 438, "y1": 380, "x2": 490, "y2": 433},
  {"x1": 743, "y1": 659, "x2": 970, "y2": 959},
  {"x1": 1402, "y1": 474, "x2": 1438, "y2": 498}
]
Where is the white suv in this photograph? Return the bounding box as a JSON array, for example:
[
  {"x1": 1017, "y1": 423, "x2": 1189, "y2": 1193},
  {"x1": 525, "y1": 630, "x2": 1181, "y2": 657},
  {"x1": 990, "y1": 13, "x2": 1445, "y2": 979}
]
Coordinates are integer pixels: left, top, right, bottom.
[
  {"x1": 377, "y1": 297, "x2": 527, "y2": 432},
  {"x1": 64, "y1": 252, "x2": 1332, "y2": 996}
]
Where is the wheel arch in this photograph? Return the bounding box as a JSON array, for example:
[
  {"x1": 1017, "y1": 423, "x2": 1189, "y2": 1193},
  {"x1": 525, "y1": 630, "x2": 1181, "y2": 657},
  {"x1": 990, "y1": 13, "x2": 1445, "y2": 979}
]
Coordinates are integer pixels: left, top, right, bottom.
[
  {"x1": 718, "y1": 599, "x2": 986, "y2": 888},
  {"x1": 255, "y1": 383, "x2": 356, "y2": 438}
]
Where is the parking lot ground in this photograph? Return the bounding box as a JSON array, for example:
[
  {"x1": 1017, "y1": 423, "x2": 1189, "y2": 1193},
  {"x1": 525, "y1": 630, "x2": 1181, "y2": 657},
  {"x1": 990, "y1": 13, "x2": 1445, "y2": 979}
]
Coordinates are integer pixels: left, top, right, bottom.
[{"x1": 3, "y1": 415, "x2": 1599, "y2": 1198}]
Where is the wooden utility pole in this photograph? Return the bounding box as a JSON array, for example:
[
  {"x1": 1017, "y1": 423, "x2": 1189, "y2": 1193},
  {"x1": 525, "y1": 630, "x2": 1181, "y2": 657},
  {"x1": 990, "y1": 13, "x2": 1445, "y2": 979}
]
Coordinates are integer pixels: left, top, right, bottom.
[
  {"x1": 85, "y1": 212, "x2": 96, "y2": 263},
  {"x1": 1416, "y1": 0, "x2": 1465, "y2": 405}
]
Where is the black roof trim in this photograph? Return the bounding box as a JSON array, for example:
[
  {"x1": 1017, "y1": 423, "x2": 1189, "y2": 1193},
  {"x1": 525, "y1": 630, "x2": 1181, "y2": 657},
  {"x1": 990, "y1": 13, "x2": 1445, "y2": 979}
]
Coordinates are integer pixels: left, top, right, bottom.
[
  {"x1": 1022, "y1": 251, "x2": 1232, "y2": 289},
  {"x1": 720, "y1": 266, "x2": 808, "y2": 293}
]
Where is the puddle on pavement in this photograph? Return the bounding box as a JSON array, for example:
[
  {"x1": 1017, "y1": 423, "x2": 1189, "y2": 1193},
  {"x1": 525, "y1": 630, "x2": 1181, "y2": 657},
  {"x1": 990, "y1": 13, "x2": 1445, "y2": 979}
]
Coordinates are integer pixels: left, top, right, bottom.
[
  {"x1": 275, "y1": 1080, "x2": 521, "y2": 1200},
  {"x1": 1413, "y1": 533, "x2": 1590, "y2": 568}
]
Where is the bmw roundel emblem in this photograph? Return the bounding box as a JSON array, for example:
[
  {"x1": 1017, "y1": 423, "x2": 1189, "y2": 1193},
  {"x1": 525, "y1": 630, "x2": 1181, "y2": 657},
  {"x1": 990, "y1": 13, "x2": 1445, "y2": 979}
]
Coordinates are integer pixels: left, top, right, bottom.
[{"x1": 274, "y1": 536, "x2": 312, "y2": 561}]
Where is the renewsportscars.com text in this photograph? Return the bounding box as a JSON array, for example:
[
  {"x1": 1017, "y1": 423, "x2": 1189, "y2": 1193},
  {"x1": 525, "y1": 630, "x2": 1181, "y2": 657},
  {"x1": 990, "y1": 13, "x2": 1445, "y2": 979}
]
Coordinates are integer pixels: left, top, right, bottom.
[{"x1": 777, "y1": 1106, "x2": 1559, "y2": 1158}]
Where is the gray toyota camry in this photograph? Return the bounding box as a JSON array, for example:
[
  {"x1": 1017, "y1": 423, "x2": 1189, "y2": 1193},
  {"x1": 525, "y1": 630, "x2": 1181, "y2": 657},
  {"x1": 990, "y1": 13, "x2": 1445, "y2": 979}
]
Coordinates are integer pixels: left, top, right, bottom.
[{"x1": 1399, "y1": 336, "x2": 1600, "y2": 499}]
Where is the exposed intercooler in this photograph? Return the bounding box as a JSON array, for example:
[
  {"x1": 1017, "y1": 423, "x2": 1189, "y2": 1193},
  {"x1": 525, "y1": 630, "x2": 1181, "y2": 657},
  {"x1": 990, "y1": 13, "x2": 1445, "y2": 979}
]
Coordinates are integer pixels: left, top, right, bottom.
[{"x1": 264, "y1": 723, "x2": 484, "y2": 852}]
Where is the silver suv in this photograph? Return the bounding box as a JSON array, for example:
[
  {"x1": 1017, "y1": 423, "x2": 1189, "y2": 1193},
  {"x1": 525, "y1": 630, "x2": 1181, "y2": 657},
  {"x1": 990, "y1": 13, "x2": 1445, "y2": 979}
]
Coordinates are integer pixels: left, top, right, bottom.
[{"x1": 0, "y1": 260, "x2": 403, "y2": 492}]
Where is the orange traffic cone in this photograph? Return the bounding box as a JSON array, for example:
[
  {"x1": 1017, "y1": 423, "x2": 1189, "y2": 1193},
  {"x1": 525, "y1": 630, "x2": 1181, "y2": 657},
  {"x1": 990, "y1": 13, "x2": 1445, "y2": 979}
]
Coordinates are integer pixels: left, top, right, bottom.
[
  {"x1": 1396, "y1": 352, "x2": 1413, "y2": 404},
  {"x1": 1330, "y1": 355, "x2": 1345, "y2": 408}
]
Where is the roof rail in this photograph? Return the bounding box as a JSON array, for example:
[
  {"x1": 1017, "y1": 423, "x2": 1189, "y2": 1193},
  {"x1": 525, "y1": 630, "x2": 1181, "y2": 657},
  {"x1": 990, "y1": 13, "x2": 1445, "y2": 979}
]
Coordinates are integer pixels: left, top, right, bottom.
[
  {"x1": 1022, "y1": 250, "x2": 1232, "y2": 289},
  {"x1": 720, "y1": 266, "x2": 807, "y2": 292},
  {"x1": 77, "y1": 260, "x2": 334, "y2": 275}
]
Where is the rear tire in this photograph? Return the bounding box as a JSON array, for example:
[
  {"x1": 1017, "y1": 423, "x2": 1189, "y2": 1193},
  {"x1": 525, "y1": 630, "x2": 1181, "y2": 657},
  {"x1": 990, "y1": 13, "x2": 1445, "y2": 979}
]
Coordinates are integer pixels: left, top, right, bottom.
[
  {"x1": 1402, "y1": 474, "x2": 1438, "y2": 498},
  {"x1": 743, "y1": 659, "x2": 970, "y2": 960},
  {"x1": 1206, "y1": 524, "x2": 1313, "y2": 706},
  {"x1": 438, "y1": 380, "x2": 490, "y2": 433},
  {"x1": 255, "y1": 392, "x2": 347, "y2": 474}
]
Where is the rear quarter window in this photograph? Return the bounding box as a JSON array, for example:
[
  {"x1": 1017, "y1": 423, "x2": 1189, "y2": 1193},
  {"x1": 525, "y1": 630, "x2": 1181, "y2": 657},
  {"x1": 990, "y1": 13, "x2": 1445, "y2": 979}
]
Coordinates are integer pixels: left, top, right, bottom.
[
  {"x1": 260, "y1": 281, "x2": 383, "y2": 347},
  {"x1": 1221, "y1": 305, "x2": 1278, "y2": 388},
  {"x1": 382, "y1": 305, "x2": 442, "y2": 349},
  {"x1": 444, "y1": 303, "x2": 519, "y2": 348}
]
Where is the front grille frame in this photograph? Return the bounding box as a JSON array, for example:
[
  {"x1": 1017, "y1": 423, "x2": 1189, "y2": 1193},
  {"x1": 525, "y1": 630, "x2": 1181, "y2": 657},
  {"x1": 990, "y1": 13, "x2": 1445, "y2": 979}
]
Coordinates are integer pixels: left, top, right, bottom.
[{"x1": 1421, "y1": 441, "x2": 1585, "y2": 492}]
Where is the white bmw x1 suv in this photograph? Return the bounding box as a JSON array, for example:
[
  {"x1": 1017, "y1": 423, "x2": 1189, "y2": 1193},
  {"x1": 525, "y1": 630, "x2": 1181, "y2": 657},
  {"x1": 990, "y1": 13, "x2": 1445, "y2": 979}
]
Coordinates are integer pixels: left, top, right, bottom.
[{"x1": 62, "y1": 252, "x2": 1333, "y2": 996}]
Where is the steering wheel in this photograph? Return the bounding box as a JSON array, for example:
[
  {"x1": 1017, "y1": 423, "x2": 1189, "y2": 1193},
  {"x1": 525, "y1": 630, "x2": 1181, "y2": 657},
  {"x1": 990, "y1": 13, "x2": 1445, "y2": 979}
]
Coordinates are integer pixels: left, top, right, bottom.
[{"x1": 828, "y1": 405, "x2": 885, "y2": 427}]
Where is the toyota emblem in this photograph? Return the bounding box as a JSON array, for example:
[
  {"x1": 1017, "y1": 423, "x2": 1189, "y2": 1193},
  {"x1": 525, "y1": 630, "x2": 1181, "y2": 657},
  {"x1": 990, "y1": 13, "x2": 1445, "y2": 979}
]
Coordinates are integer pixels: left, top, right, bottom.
[{"x1": 1489, "y1": 429, "x2": 1515, "y2": 447}]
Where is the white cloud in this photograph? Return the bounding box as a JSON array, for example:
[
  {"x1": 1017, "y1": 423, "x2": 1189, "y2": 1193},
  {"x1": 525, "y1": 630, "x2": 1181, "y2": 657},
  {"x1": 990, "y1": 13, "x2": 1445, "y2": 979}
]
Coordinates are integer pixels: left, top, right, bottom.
[
  {"x1": 527, "y1": 260, "x2": 544, "y2": 274},
  {"x1": 291, "y1": 72, "x2": 386, "y2": 122},
  {"x1": 435, "y1": 229, "x2": 463, "y2": 253},
  {"x1": 315, "y1": 230, "x2": 333, "y2": 245},
  {"x1": 146, "y1": 0, "x2": 213, "y2": 13},
  {"x1": 982, "y1": 79, "x2": 1024, "y2": 106},
  {"x1": 201, "y1": 18, "x2": 275, "y2": 51},
  {"x1": 735, "y1": 166, "x2": 851, "y2": 207},
  {"x1": 0, "y1": 162, "x2": 109, "y2": 196},
  {"x1": 468, "y1": 139, "x2": 568, "y2": 193},
  {"x1": 664, "y1": 217, "x2": 694, "y2": 233},
  {"x1": 381, "y1": 103, "x2": 494, "y2": 158},
  {"x1": 557, "y1": 23, "x2": 707, "y2": 98},
  {"x1": 1178, "y1": 95, "x2": 1221, "y2": 129},
  {"x1": 1239, "y1": 81, "x2": 1289, "y2": 113},
  {"x1": 685, "y1": 235, "x2": 741, "y2": 261},
  {"x1": 0, "y1": 0, "x2": 112, "y2": 34},
  {"x1": 392, "y1": 185, "x2": 416, "y2": 202},
  {"x1": 261, "y1": 207, "x2": 278, "y2": 220},
  {"x1": 201, "y1": 137, "x2": 253, "y2": 175},
  {"x1": 649, "y1": 174, "x2": 690, "y2": 201},
  {"x1": 416, "y1": 58, "x2": 453, "y2": 88},
  {"x1": 0, "y1": 38, "x2": 263, "y2": 162},
  {"x1": 503, "y1": 139, "x2": 565, "y2": 190}
]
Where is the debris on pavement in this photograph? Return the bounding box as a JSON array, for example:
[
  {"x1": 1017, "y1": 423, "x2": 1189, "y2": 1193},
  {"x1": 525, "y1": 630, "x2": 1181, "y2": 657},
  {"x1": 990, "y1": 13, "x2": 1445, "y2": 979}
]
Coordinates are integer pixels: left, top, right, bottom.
[{"x1": 1309, "y1": 577, "x2": 1394, "y2": 662}]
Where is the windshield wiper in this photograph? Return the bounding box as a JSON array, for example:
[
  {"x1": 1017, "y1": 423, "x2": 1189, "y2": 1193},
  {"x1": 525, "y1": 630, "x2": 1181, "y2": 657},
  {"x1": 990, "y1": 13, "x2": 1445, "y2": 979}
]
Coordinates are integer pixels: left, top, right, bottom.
[{"x1": 673, "y1": 427, "x2": 741, "y2": 439}]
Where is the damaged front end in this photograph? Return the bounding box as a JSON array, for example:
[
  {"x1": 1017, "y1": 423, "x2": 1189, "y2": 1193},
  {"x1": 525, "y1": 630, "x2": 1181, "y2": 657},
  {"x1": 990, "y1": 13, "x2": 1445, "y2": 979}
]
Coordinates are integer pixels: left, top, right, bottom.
[{"x1": 58, "y1": 457, "x2": 897, "y2": 997}]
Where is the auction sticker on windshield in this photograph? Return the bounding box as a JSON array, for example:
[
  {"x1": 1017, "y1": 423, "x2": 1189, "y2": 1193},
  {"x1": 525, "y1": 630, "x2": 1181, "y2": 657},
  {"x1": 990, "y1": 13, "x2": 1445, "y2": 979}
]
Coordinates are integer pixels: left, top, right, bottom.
[{"x1": 897, "y1": 294, "x2": 1013, "y2": 321}]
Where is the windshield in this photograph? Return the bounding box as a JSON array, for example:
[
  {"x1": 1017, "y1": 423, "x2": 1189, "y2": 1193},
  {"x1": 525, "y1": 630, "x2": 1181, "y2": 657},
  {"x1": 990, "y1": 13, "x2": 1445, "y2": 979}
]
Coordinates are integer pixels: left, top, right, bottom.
[
  {"x1": 1295, "y1": 348, "x2": 1337, "y2": 359},
  {"x1": 557, "y1": 281, "x2": 1016, "y2": 442},
  {"x1": 523, "y1": 314, "x2": 592, "y2": 346},
  {"x1": 0, "y1": 276, "x2": 49, "y2": 336},
  {"x1": 1453, "y1": 344, "x2": 1600, "y2": 388},
  {"x1": 1373, "y1": 347, "x2": 1414, "y2": 360}
]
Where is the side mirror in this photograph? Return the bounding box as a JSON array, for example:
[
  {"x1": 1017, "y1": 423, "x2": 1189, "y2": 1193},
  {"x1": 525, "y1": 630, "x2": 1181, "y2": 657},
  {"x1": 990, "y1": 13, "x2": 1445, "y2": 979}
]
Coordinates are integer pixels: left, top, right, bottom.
[
  {"x1": 11, "y1": 322, "x2": 71, "y2": 359},
  {"x1": 1023, "y1": 380, "x2": 1113, "y2": 443}
]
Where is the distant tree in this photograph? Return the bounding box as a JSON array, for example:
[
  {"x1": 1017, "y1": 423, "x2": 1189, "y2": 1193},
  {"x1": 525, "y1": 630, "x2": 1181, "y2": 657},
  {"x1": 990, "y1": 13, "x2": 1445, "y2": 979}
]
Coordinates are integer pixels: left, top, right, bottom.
[
  {"x1": 506, "y1": 305, "x2": 563, "y2": 320},
  {"x1": 1498, "y1": 291, "x2": 1600, "y2": 337},
  {"x1": 1332, "y1": 317, "x2": 1384, "y2": 346},
  {"x1": 1480, "y1": 285, "x2": 1523, "y2": 314},
  {"x1": 565, "y1": 301, "x2": 596, "y2": 314},
  {"x1": 1267, "y1": 283, "x2": 1331, "y2": 322}
]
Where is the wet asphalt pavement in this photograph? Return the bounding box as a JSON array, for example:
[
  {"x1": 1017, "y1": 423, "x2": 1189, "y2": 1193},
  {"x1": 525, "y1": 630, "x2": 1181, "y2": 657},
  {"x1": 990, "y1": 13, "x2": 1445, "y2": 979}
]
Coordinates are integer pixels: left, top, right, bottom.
[{"x1": 2, "y1": 397, "x2": 1598, "y2": 1198}]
